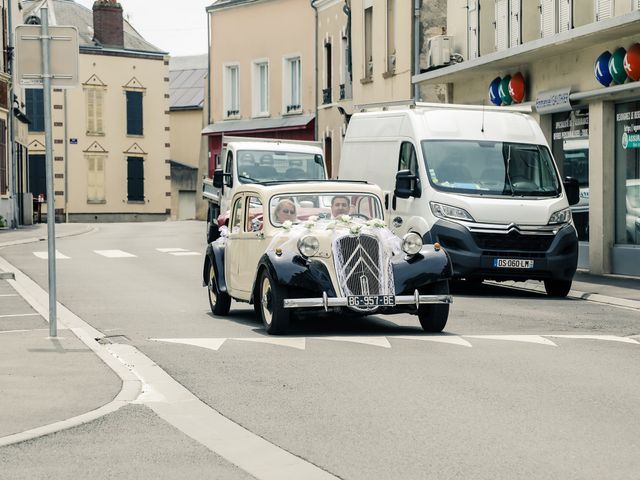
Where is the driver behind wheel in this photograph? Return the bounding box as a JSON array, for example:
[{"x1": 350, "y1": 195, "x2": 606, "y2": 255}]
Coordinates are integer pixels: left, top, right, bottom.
[{"x1": 331, "y1": 195, "x2": 351, "y2": 218}]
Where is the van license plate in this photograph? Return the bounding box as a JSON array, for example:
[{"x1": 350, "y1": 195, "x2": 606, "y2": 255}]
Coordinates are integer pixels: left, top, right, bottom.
[
  {"x1": 493, "y1": 258, "x2": 534, "y2": 269},
  {"x1": 347, "y1": 295, "x2": 395, "y2": 307}
]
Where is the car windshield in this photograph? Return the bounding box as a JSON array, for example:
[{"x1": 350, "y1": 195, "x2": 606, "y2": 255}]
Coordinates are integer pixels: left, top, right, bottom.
[
  {"x1": 421, "y1": 140, "x2": 562, "y2": 197},
  {"x1": 237, "y1": 150, "x2": 325, "y2": 183},
  {"x1": 269, "y1": 192, "x2": 384, "y2": 226},
  {"x1": 628, "y1": 184, "x2": 640, "y2": 208}
]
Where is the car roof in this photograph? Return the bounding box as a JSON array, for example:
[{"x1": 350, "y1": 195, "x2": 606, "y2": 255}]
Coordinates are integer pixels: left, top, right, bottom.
[{"x1": 231, "y1": 180, "x2": 384, "y2": 199}]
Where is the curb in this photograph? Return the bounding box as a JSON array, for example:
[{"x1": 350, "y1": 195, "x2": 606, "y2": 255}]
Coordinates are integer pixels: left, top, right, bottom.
[{"x1": 0, "y1": 225, "x2": 97, "y2": 249}]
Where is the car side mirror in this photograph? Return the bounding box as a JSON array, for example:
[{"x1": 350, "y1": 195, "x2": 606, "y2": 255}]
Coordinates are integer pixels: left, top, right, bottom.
[
  {"x1": 213, "y1": 169, "x2": 224, "y2": 189},
  {"x1": 563, "y1": 176, "x2": 580, "y2": 206},
  {"x1": 394, "y1": 169, "x2": 421, "y2": 199}
]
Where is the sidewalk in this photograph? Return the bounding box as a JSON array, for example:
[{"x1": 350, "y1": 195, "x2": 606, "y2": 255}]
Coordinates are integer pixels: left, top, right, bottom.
[{"x1": 0, "y1": 222, "x2": 95, "y2": 248}]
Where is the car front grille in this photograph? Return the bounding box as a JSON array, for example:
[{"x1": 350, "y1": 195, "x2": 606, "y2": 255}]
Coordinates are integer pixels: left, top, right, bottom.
[
  {"x1": 334, "y1": 234, "x2": 384, "y2": 297},
  {"x1": 472, "y1": 231, "x2": 554, "y2": 252}
]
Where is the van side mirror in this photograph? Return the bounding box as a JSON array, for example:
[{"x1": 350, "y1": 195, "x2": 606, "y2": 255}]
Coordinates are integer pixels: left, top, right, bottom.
[
  {"x1": 563, "y1": 176, "x2": 580, "y2": 206},
  {"x1": 213, "y1": 169, "x2": 224, "y2": 189},
  {"x1": 394, "y1": 169, "x2": 421, "y2": 199}
]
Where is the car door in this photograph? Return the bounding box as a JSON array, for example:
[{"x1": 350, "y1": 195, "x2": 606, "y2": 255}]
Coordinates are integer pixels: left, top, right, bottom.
[
  {"x1": 390, "y1": 141, "x2": 421, "y2": 237},
  {"x1": 236, "y1": 195, "x2": 267, "y2": 294},
  {"x1": 224, "y1": 195, "x2": 244, "y2": 295}
]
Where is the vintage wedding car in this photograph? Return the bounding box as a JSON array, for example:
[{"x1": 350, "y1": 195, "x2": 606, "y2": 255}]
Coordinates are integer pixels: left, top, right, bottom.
[{"x1": 202, "y1": 181, "x2": 453, "y2": 334}]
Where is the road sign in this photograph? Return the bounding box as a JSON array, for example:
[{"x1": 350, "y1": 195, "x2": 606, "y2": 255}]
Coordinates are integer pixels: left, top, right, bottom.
[{"x1": 15, "y1": 25, "x2": 79, "y2": 88}]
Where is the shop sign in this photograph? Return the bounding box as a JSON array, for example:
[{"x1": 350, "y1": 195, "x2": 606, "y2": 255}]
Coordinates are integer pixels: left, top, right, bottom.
[
  {"x1": 535, "y1": 88, "x2": 572, "y2": 114},
  {"x1": 617, "y1": 109, "x2": 640, "y2": 149}
]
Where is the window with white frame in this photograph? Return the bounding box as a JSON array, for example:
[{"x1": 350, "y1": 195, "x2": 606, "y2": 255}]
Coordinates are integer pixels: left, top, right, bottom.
[
  {"x1": 284, "y1": 56, "x2": 301, "y2": 113},
  {"x1": 467, "y1": 0, "x2": 479, "y2": 59},
  {"x1": 540, "y1": 0, "x2": 557, "y2": 37},
  {"x1": 87, "y1": 154, "x2": 106, "y2": 203},
  {"x1": 509, "y1": 0, "x2": 521, "y2": 47},
  {"x1": 495, "y1": 0, "x2": 509, "y2": 51},
  {"x1": 252, "y1": 61, "x2": 269, "y2": 117},
  {"x1": 595, "y1": 0, "x2": 613, "y2": 20},
  {"x1": 224, "y1": 64, "x2": 240, "y2": 118},
  {"x1": 364, "y1": 6, "x2": 373, "y2": 78},
  {"x1": 558, "y1": 0, "x2": 572, "y2": 32},
  {"x1": 85, "y1": 87, "x2": 105, "y2": 135},
  {"x1": 386, "y1": 0, "x2": 396, "y2": 73}
]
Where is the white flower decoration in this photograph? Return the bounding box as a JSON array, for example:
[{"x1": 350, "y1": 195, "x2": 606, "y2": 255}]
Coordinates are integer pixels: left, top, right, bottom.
[
  {"x1": 303, "y1": 220, "x2": 316, "y2": 229},
  {"x1": 308, "y1": 215, "x2": 319, "y2": 222},
  {"x1": 339, "y1": 214, "x2": 351, "y2": 223},
  {"x1": 366, "y1": 218, "x2": 386, "y2": 228},
  {"x1": 349, "y1": 224, "x2": 362, "y2": 235},
  {"x1": 282, "y1": 220, "x2": 293, "y2": 230},
  {"x1": 325, "y1": 221, "x2": 336, "y2": 230}
]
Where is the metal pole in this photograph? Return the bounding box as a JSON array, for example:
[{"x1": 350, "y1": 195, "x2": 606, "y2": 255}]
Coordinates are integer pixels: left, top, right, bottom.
[
  {"x1": 41, "y1": 7, "x2": 57, "y2": 337},
  {"x1": 8, "y1": 0, "x2": 19, "y2": 228}
]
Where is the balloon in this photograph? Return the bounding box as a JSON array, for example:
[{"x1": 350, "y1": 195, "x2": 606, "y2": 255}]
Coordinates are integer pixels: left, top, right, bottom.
[
  {"x1": 594, "y1": 51, "x2": 612, "y2": 86},
  {"x1": 624, "y1": 43, "x2": 640, "y2": 81},
  {"x1": 609, "y1": 47, "x2": 627, "y2": 84},
  {"x1": 489, "y1": 77, "x2": 502, "y2": 106},
  {"x1": 508, "y1": 72, "x2": 525, "y2": 103},
  {"x1": 499, "y1": 75, "x2": 512, "y2": 105}
]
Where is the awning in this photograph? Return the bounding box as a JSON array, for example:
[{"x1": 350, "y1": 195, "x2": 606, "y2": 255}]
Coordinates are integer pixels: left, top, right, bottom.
[{"x1": 201, "y1": 114, "x2": 314, "y2": 135}]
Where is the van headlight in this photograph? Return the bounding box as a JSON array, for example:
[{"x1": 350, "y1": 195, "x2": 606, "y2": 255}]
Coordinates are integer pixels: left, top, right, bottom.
[
  {"x1": 430, "y1": 202, "x2": 475, "y2": 222},
  {"x1": 548, "y1": 207, "x2": 572, "y2": 225},
  {"x1": 297, "y1": 235, "x2": 320, "y2": 257},
  {"x1": 402, "y1": 232, "x2": 423, "y2": 256}
]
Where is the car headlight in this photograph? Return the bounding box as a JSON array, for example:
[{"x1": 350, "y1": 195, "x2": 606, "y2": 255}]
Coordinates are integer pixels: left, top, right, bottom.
[
  {"x1": 402, "y1": 232, "x2": 423, "y2": 256},
  {"x1": 548, "y1": 207, "x2": 572, "y2": 225},
  {"x1": 297, "y1": 235, "x2": 319, "y2": 257},
  {"x1": 429, "y1": 202, "x2": 475, "y2": 222}
]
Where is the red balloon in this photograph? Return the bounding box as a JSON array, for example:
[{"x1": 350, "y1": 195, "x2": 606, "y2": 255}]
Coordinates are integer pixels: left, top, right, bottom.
[
  {"x1": 624, "y1": 43, "x2": 640, "y2": 81},
  {"x1": 508, "y1": 72, "x2": 526, "y2": 103}
]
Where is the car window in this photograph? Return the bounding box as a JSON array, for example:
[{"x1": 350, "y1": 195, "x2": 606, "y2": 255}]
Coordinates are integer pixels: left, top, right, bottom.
[
  {"x1": 398, "y1": 141, "x2": 418, "y2": 175},
  {"x1": 245, "y1": 196, "x2": 264, "y2": 232},
  {"x1": 230, "y1": 197, "x2": 243, "y2": 234}
]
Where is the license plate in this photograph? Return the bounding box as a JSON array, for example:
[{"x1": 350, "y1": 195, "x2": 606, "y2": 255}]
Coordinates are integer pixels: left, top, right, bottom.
[
  {"x1": 347, "y1": 295, "x2": 395, "y2": 307},
  {"x1": 493, "y1": 258, "x2": 534, "y2": 269}
]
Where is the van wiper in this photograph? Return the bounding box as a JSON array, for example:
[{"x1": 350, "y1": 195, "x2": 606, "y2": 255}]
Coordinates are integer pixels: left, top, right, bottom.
[
  {"x1": 238, "y1": 174, "x2": 257, "y2": 183},
  {"x1": 504, "y1": 144, "x2": 515, "y2": 195}
]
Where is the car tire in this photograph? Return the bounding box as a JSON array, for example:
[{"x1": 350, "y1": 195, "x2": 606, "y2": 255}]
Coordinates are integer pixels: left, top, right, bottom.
[
  {"x1": 417, "y1": 280, "x2": 450, "y2": 333},
  {"x1": 544, "y1": 279, "x2": 572, "y2": 298},
  {"x1": 208, "y1": 262, "x2": 231, "y2": 315},
  {"x1": 258, "y1": 269, "x2": 290, "y2": 335}
]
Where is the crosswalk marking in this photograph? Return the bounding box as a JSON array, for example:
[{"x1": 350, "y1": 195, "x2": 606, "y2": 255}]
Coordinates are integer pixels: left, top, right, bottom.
[
  {"x1": 156, "y1": 248, "x2": 186, "y2": 253},
  {"x1": 94, "y1": 250, "x2": 136, "y2": 258},
  {"x1": 156, "y1": 248, "x2": 200, "y2": 256},
  {"x1": 0, "y1": 313, "x2": 40, "y2": 318},
  {"x1": 170, "y1": 251, "x2": 201, "y2": 256},
  {"x1": 151, "y1": 335, "x2": 639, "y2": 352},
  {"x1": 33, "y1": 251, "x2": 70, "y2": 259}
]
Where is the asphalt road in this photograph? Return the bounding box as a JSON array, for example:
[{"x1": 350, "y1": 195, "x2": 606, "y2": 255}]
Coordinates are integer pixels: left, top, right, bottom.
[{"x1": 1, "y1": 221, "x2": 639, "y2": 480}]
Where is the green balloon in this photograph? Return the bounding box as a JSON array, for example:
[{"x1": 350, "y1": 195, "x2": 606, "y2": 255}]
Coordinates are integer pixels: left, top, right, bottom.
[
  {"x1": 609, "y1": 47, "x2": 628, "y2": 84},
  {"x1": 499, "y1": 75, "x2": 512, "y2": 105}
]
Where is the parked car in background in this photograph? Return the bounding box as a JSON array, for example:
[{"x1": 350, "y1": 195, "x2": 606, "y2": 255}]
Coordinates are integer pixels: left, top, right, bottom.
[{"x1": 202, "y1": 181, "x2": 453, "y2": 334}]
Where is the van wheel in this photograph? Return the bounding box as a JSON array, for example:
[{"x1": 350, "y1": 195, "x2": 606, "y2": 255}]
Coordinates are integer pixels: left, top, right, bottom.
[
  {"x1": 544, "y1": 279, "x2": 572, "y2": 298},
  {"x1": 208, "y1": 263, "x2": 231, "y2": 315},
  {"x1": 258, "y1": 270, "x2": 290, "y2": 335},
  {"x1": 417, "y1": 281, "x2": 450, "y2": 333}
]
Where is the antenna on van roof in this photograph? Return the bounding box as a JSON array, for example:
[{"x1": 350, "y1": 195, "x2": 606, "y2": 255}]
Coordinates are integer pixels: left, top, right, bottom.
[{"x1": 481, "y1": 99, "x2": 485, "y2": 133}]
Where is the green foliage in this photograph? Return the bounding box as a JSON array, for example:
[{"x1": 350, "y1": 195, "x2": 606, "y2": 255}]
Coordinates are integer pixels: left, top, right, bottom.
[{"x1": 0, "y1": 215, "x2": 5, "y2": 228}]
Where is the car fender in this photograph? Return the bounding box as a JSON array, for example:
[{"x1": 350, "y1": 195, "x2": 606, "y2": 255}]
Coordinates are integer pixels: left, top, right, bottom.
[
  {"x1": 203, "y1": 242, "x2": 228, "y2": 293},
  {"x1": 404, "y1": 216, "x2": 430, "y2": 240},
  {"x1": 392, "y1": 247, "x2": 453, "y2": 294},
  {"x1": 251, "y1": 251, "x2": 336, "y2": 303}
]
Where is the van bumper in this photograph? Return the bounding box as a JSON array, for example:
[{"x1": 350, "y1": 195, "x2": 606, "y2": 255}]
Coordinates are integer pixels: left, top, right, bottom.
[{"x1": 426, "y1": 219, "x2": 578, "y2": 282}]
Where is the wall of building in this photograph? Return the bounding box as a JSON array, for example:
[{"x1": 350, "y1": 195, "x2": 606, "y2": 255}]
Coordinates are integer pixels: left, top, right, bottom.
[{"x1": 170, "y1": 109, "x2": 202, "y2": 168}]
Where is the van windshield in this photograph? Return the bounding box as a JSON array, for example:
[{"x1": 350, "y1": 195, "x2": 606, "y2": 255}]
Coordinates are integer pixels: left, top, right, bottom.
[
  {"x1": 237, "y1": 150, "x2": 325, "y2": 183},
  {"x1": 421, "y1": 140, "x2": 562, "y2": 197}
]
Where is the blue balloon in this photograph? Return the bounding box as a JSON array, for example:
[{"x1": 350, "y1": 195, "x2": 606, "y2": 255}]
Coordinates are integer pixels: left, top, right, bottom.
[
  {"x1": 489, "y1": 77, "x2": 502, "y2": 106},
  {"x1": 595, "y1": 51, "x2": 612, "y2": 87}
]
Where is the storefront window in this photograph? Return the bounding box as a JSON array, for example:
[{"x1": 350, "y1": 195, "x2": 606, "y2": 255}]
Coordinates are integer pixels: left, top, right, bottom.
[
  {"x1": 614, "y1": 101, "x2": 640, "y2": 246},
  {"x1": 552, "y1": 108, "x2": 589, "y2": 241}
]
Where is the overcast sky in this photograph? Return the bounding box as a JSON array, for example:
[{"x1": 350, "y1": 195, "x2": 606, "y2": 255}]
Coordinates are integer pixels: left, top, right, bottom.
[{"x1": 75, "y1": 0, "x2": 212, "y2": 56}]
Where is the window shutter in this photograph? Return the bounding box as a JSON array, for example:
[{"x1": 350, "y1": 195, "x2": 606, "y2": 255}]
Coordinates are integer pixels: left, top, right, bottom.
[
  {"x1": 467, "y1": 0, "x2": 479, "y2": 59},
  {"x1": 558, "y1": 0, "x2": 572, "y2": 32},
  {"x1": 26, "y1": 89, "x2": 45, "y2": 132},
  {"x1": 510, "y1": 0, "x2": 521, "y2": 46},
  {"x1": 0, "y1": 119, "x2": 6, "y2": 195},
  {"x1": 87, "y1": 89, "x2": 96, "y2": 133},
  {"x1": 540, "y1": 0, "x2": 556, "y2": 37},
  {"x1": 96, "y1": 156, "x2": 105, "y2": 200},
  {"x1": 87, "y1": 156, "x2": 96, "y2": 201},
  {"x1": 126, "y1": 91, "x2": 143, "y2": 135},
  {"x1": 127, "y1": 156, "x2": 144, "y2": 201},
  {"x1": 96, "y1": 89, "x2": 104, "y2": 134},
  {"x1": 28, "y1": 154, "x2": 46, "y2": 199},
  {"x1": 495, "y1": 0, "x2": 509, "y2": 51},
  {"x1": 595, "y1": 0, "x2": 612, "y2": 20}
]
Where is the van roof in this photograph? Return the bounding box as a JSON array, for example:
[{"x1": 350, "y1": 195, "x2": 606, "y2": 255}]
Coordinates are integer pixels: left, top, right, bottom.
[
  {"x1": 225, "y1": 140, "x2": 323, "y2": 155},
  {"x1": 232, "y1": 180, "x2": 382, "y2": 198}
]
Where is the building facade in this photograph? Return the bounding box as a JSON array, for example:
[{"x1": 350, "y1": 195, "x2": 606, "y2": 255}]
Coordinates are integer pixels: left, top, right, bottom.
[
  {"x1": 22, "y1": 0, "x2": 171, "y2": 223},
  {"x1": 203, "y1": 0, "x2": 317, "y2": 177},
  {"x1": 414, "y1": 0, "x2": 640, "y2": 277}
]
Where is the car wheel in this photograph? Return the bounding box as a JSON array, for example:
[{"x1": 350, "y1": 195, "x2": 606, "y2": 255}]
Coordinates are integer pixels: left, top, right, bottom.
[
  {"x1": 417, "y1": 280, "x2": 450, "y2": 333},
  {"x1": 544, "y1": 279, "x2": 572, "y2": 298},
  {"x1": 259, "y1": 270, "x2": 290, "y2": 335},
  {"x1": 208, "y1": 262, "x2": 231, "y2": 315}
]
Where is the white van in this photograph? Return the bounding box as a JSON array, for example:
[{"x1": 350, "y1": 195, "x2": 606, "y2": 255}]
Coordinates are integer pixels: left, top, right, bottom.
[{"x1": 339, "y1": 103, "x2": 580, "y2": 297}]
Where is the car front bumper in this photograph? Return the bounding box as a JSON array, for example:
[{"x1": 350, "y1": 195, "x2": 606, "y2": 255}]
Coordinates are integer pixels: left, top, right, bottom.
[{"x1": 283, "y1": 290, "x2": 452, "y2": 310}]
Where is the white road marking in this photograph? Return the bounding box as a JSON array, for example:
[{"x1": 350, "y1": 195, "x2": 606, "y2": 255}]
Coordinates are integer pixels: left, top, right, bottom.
[
  {"x1": 233, "y1": 337, "x2": 306, "y2": 350},
  {"x1": 156, "y1": 248, "x2": 187, "y2": 253},
  {"x1": 33, "y1": 251, "x2": 70, "y2": 259},
  {"x1": 320, "y1": 336, "x2": 392, "y2": 348},
  {"x1": 393, "y1": 335, "x2": 473, "y2": 347},
  {"x1": 465, "y1": 335, "x2": 557, "y2": 346},
  {"x1": 0, "y1": 313, "x2": 40, "y2": 318},
  {"x1": 152, "y1": 338, "x2": 227, "y2": 351},
  {"x1": 547, "y1": 334, "x2": 640, "y2": 345},
  {"x1": 156, "y1": 248, "x2": 200, "y2": 256},
  {"x1": 169, "y1": 251, "x2": 201, "y2": 256},
  {"x1": 94, "y1": 250, "x2": 136, "y2": 258},
  {"x1": 0, "y1": 294, "x2": 18, "y2": 297}
]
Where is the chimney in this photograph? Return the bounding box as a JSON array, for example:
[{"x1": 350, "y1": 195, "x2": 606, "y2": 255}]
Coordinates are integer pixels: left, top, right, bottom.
[{"x1": 92, "y1": 0, "x2": 124, "y2": 48}]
